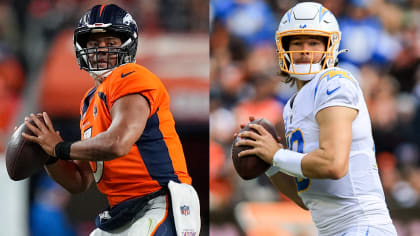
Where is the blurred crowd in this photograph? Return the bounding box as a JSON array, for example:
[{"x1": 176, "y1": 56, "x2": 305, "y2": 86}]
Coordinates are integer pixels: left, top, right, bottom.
[
  {"x1": 210, "y1": 0, "x2": 420, "y2": 235},
  {"x1": 0, "y1": 0, "x2": 208, "y2": 236}
]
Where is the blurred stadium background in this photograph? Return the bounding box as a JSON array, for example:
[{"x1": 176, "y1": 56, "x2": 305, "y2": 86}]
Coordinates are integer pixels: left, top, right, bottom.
[
  {"x1": 210, "y1": 0, "x2": 420, "y2": 235},
  {"x1": 0, "y1": 0, "x2": 209, "y2": 236}
]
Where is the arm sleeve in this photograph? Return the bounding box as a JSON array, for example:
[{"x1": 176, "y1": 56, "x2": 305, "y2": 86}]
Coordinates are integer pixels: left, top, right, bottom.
[{"x1": 314, "y1": 71, "x2": 360, "y2": 116}]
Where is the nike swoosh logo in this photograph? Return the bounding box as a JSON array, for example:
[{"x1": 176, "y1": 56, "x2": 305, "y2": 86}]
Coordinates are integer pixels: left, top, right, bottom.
[
  {"x1": 121, "y1": 71, "x2": 135, "y2": 78},
  {"x1": 326, "y1": 86, "x2": 341, "y2": 95}
]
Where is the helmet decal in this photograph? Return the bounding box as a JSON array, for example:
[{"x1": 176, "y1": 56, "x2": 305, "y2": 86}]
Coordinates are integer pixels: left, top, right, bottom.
[
  {"x1": 318, "y1": 7, "x2": 329, "y2": 23},
  {"x1": 286, "y1": 9, "x2": 292, "y2": 23},
  {"x1": 123, "y1": 13, "x2": 136, "y2": 27}
]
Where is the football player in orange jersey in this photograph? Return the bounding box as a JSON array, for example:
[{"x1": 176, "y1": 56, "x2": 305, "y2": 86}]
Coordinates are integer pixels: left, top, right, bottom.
[{"x1": 22, "y1": 4, "x2": 200, "y2": 236}]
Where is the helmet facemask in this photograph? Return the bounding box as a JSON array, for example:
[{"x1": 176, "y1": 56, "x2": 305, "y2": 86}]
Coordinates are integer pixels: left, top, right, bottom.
[
  {"x1": 276, "y1": 30, "x2": 340, "y2": 81},
  {"x1": 75, "y1": 29, "x2": 136, "y2": 75}
]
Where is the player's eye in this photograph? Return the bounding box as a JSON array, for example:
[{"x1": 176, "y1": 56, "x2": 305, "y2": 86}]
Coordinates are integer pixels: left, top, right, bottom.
[
  {"x1": 309, "y1": 40, "x2": 321, "y2": 46},
  {"x1": 290, "y1": 41, "x2": 302, "y2": 46},
  {"x1": 87, "y1": 42, "x2": 98, "y2": 48},
  {"x1": 107, "y1": 41, "x2": 118, "y2": 47}
]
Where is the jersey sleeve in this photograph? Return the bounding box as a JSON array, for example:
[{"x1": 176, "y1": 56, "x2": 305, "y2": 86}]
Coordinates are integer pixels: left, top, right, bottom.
[
  {"x1": 107, "y1": 69, "x2": 163, "y2": 116},
  {"x1": 313, "y1": 70, "x2": 360, "y2": 115}
]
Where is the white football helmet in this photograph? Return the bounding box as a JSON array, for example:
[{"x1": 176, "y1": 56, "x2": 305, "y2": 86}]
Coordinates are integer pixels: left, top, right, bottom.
[{"x1": 276, "y1": 2, "x2": 342, "y2": 81}]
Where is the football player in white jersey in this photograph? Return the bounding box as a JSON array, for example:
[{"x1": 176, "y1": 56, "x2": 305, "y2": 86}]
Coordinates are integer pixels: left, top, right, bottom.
[{"x1": 235, "y1": 2, "x2": 397, "y2": 236}]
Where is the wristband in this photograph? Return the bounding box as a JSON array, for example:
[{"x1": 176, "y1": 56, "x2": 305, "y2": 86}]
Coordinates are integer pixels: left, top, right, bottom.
[
  {"x1": 273, "y1": 149, "x2": 305, "y2": 178},
  {"x1": 54, "y1": 142, "x2": 73, "y2": 160}
]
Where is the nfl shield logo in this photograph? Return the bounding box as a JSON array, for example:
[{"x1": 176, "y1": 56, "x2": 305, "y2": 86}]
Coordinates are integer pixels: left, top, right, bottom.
[{"x1": 180, "y1": 205, "x2": 190, "y2": 216}]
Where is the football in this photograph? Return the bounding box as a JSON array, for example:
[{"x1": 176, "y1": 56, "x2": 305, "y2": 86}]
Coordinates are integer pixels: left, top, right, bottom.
[
  {"x1": 232, "y1": 118, "x2": 278, "y2": 180},
  {"x1": 6, "y1": 115, "x2": 50, "y2": 181}
]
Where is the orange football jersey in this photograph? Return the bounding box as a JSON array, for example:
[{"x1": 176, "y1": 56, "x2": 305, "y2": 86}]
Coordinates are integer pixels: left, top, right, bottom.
[{"x1": 79, "y1": 63, "x2": 192, "y2": 207}]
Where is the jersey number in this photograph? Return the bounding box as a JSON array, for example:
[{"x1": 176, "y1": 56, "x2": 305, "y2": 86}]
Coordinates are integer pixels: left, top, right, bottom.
[
  {"x1": 84, "y1": 127, "x2": 103, "y2": 183},
  {"x1": 286, "y1": 129, "x2": 310, "y2": 193}
]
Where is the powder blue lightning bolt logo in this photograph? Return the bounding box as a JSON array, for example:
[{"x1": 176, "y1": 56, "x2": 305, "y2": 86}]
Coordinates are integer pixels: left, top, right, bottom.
[
  {"x1": 286, "y1": 9, "x2": 293, "y2": 22},
  {"x1": 314, "y1": 70, "x2": 356, "y2": 98},
  {"x1": 320, "y1": 70, "x2": 353, "y2": 82}
]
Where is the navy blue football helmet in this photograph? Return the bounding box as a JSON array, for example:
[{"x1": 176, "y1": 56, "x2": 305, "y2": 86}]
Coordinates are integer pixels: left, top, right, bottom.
[{"x1": 74, "y1": 4, "x2": 138, "y2": 72}]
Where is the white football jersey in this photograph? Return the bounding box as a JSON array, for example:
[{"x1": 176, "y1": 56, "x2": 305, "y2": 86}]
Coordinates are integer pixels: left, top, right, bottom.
[{"x1": 282, "y1": 67, "x2": 393, "y2": 235}]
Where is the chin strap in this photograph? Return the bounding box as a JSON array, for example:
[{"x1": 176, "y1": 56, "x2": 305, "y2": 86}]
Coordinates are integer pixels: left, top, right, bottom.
[
  {"x1": 290, "y1": 63, "x2": 322, "y2": 81},
  {"x1": 88, "y1": 68, "x2": 114, "y2": 81}
]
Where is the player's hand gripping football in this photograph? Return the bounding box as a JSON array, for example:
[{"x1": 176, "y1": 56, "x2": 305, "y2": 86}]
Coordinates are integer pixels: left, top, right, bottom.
[
  {"x1": 235, "y1": 117, "x2": 284, "y2": 165},
  {"x1": 22, "y1": 112, "x2": 63, "y2": 157}
]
